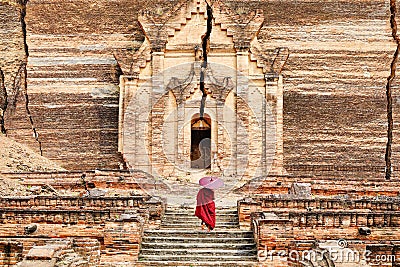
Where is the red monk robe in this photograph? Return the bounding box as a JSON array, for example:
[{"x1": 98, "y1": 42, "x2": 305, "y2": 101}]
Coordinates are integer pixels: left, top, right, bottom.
[{"x1": 195, "y1": 188, "x2": 216, "y2": 230}]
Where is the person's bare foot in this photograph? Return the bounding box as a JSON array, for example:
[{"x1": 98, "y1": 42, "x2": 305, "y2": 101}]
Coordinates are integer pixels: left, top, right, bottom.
[{"x1": 201, "y1": 224, "x2": 205, "y2": 230}]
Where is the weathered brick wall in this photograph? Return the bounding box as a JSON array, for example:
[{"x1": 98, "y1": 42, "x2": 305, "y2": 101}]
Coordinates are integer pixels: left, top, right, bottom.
[
  {"x1": 1, "y1": 169, "x2": 169, "y2": 195},
  {"x1": 238, "y1": 196, "x2": 400, "y2": 227},
  {"x1": 237, "y1": 174, "x2": 400, "y2": 202},
  {"x1": 0, "y1": 0, "x2": 31, "y2": 139},
  {"x1": 252, "y1": 212, "x2": 400, "y2": 266},
  {"x1": 0, "y1": 241, "x2": 22, "y2": 266},
  {"x1": 2, "y1": 0, "x2": 397, "y2": 175},
  {"x1": 102, "y1": 220, "x2": 143, "y2": 265},
  {"x1": 0, "y1": 0, "x2": 26, "y2": 93},
  {"x1": 16, "y1": 238, "x2": 98, "y2": 267},
  {"x1": 0, "y1": 193, "x2": 164, "y2": 266},
  {"x1": 254, "y1": 0, "x2": 395, "y2": 176},
  {"x1": 0, "y1": 195, "x2": 164, "y2": 225},
  {"x1": 224, "y1": 0, "x2": 397, "y2": 178},
  {"x1": 245, "y1": 192, "x2": 400, "y2": 266},
  {"x1": 73, "y1": 238, "x2": 101, "y2": 267},
  {"x1": 5, "y1": 0, "x2": 145, "y2": 170}
]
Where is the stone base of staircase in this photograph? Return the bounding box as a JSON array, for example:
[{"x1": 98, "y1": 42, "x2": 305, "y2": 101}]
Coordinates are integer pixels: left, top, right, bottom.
[{"x1": 138, "y1": 207, "x2": 258, "y2": 266}]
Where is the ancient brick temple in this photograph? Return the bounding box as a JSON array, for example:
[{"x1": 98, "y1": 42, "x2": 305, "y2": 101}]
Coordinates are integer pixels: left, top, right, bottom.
[
  {"x1": 2, "y1": 0, "x2": 400, "y2": 266},
  {"x1": 118, "y1": 0, "x2": 286, "y2": 180},
  {"x1": 1, "y1": 0, "x2": 395, "y2": 177}
]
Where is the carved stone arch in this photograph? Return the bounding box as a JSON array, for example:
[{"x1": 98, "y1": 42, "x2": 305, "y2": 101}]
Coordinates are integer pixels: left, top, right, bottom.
[
  {"x1": 206, "y1": 77, "x2": 234, "y2": 102},
  {"x1": 165, "y1": 66, "x2": 197, "y2": 105}
]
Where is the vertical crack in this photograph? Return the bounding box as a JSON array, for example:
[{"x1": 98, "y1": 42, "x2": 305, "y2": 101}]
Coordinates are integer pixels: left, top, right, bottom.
[
  {"x1": 0, "y1": 0, "x2": 29, "y2": 137},
  {"x1": 0, "y1": 68, "x2": 7, "y2": 134},
  {"x1": 385, "y1": 0, "x2": 399, "y2": 180},
  {"x1": 199, "y1": 3, "x2": 213, "y2": 118},
  {"x1": 19, "y1": 0, "x2": 29, "y2": 57},
  {"x1": 19, "y1": 0, "x2": 42, "y2": 155},
  {"x1": 22, "y1": 63, "x2": 43, "y2": 156}
]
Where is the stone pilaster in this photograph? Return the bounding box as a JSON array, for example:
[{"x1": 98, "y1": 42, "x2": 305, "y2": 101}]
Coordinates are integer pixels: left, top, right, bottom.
[
  {"x1": 151, "y1": 52, "x2": 165, "y2": 176},
  {"x1": 264, "y1": 73, "x2": 284, "y2": 175},
  {"x1": 214, "y1": 102, "x2": 224, "y2": 173},
  {"x1": 135, "y1": 81, "x2": 152, "y2": 173},
  {"x1": 119, "y1": 75, "x2": 140, "y2": 166},
  {"x1": 275, "y1": 75, "x2": 284, "y2": 175},
  {"x1": 236, "y1": 49, "x2": 249, "y2": 178}
]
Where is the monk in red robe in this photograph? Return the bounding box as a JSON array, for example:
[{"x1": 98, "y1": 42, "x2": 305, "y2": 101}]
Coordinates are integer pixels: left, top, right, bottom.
[{"x1": 195, "y1": 187, "x2": 215, "y2": 231}]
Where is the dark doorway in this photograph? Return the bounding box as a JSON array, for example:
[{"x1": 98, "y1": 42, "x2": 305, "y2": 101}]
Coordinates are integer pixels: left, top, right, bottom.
[{"x1": 191, "y1": 115, "x2": 211, "y2": 169}]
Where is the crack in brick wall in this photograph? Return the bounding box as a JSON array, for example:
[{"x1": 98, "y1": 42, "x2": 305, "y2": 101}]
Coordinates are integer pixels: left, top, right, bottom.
[
  {"x1": 3, "y1": 0, "x2": 393, "y2": 172},
  {"x1": 1, "y1": 0, "x2": 42, "y2": 154},
  {"x1": 385, "y1": 0, "x2": 399, "y2": 180},
  {"x1": 22, "y1": 64, "x2": 43, "y2": 156},
  {"x1": 0, "y1": 68, "x2": 7, "y2": 134},
  {"x1": 199, "y1": 2, "x2": 213, "y2": 119},
  {"x1": 20, "y1": 0, "x2": 42, "y2": 155}
]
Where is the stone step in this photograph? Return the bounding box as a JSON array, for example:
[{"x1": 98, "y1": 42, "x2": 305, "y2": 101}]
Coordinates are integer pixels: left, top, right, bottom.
[
  {"x1": 162, "y1": 220, "x2": 238, "y2": 225},
  {"x1": 162, "y1": 212, "x2": 239, "y2": 226},
  {"x1": 142, "y1": 236, "x2": 254, "y2": 244},
  {"x1": 166, "y1": 208, "x2": 236, "y2": 211},
  {"x1": 165, "y1": 210, "x2": 237, "y2": 215},
  {"x1": 160, "y1": 225, "x2": 238, "y2": 229},
  {"x1": 163, "y1": 216, "x2": 238, "y2": 222},
  {"x1": 136, "y1": 260, "x2": 257, "y2": 266},
  {"x1": 143, "y1": 229, "x2": 253, "y2": 238},
  {"x1": 138, "y1": 254, "x2": 258, "y2": 262},
  {"x1": 160, "y1": 222, "x2": 239, "y2": 229},
  {"x1": 163, "y1": 214, "x2": 239, "y2": 219},
  {"x1": 140, "y1": 248, "x2": 256, "y2": 256},
  {"x1": 137, "y1": 208, "x2": 257, "y2": 265},
  {"x1": 141, "y1": 242, "x2": 256, "y2": 250}
]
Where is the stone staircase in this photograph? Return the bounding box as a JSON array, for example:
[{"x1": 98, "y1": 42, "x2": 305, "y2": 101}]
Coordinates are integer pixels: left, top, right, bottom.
[{"x1": 138, "y1": 207, "x2": 258, "y2": 266}]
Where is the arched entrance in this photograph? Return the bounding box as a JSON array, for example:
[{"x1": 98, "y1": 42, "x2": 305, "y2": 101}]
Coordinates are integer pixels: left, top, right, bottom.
[{"x1": 191, "y1": 114, "x2": 211, "y2": 169}]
